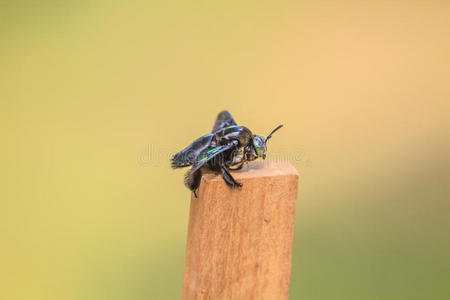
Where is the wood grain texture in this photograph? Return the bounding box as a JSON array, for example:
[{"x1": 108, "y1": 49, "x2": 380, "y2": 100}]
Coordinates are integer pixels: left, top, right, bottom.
[{"x1": 182, "y1": 161, "x2": 298, "y2": 300}]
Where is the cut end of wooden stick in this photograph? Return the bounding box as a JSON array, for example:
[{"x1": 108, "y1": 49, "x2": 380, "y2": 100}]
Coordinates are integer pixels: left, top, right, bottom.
[
  {"x1": 201, "y1": 160, "x2": 298, "y2": 183},
  {"x1": 183, "y1": 161, "x2": 299, "y2": 300}
]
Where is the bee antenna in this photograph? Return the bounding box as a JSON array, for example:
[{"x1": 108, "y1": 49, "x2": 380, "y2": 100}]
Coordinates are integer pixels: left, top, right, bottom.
[{"x1": 265, "y1": 124, "x2": 283, "y2": 144}]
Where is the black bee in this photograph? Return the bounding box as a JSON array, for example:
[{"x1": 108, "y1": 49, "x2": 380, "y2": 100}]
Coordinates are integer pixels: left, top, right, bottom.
[{"x1": 171, "y1": 110, "x2": 283, "y2": 196}]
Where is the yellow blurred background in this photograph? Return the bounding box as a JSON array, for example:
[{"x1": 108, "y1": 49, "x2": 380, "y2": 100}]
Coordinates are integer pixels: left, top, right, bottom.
[{"x1": 1, "y1": 1, "x2": 449, "y2": 299}]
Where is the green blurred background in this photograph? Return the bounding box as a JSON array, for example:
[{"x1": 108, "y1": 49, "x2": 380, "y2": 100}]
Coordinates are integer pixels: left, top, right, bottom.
[{"x1": 1, "y1": 1, "x2": 449, "y2": 299}]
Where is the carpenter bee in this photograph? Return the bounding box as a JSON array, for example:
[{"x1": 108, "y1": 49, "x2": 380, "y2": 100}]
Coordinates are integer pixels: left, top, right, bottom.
[{"x1": 171, "y1": 110, "x2": 283, "y2": 197}]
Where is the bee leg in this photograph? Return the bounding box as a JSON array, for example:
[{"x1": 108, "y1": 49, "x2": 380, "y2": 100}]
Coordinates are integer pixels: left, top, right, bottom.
[
  {"x1": 185, "y1": 169, "x2": 202, "y2": 197},
  {"x1": 221, "y1": 167, "x2": 242, "y2": 188},
  {"x1": 229, "y1": 161, "x2": 246, "y2": 171}
]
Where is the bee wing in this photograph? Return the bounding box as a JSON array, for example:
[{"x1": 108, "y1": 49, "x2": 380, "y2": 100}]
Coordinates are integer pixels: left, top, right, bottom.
[
  {"x1": 171, "y1": 134, "x2": 214, "y2": 168},
  {"x1": 189, "y1": 140, "x2": 238, "y2": 174},
  {"x1": 212, "y1": 110, "x2": 237, "y2": 133}
]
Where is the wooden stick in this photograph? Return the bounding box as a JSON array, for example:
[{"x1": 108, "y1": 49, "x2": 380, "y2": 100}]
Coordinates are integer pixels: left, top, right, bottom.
[{"x1": 182, "y1": 161, "x2": 298, "y2": 300}]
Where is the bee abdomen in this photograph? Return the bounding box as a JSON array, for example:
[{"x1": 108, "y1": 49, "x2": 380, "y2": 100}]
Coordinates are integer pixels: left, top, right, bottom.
[{"x1": 184, "y1": 169, "x2": 202, "y2": 191}]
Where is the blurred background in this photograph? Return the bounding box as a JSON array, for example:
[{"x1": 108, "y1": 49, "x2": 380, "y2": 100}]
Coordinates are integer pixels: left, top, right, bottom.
[{"x1": 1, "y1": 0, "x2": 449, "y2": 299}]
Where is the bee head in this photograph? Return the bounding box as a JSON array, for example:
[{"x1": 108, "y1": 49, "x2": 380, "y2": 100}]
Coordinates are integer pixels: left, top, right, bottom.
[
  {"x1": 252, "y1": 135, "x2": 267, "y2": 159},
  {"x1": 252, "y1": 124, "x2": 283, "y2": 160}
]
